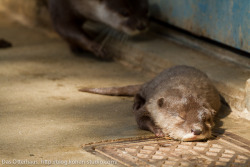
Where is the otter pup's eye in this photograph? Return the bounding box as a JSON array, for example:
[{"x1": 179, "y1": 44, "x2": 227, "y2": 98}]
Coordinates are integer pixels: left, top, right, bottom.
[
  {"x1": 120, "y1": 10, "x2": 130, "y2": 17},
  {"x1": 178, "y1": 112, "x2": 186, "y2": 120},
  {"x1": 157, "y1": 98, "x2": 164, "y2": 108},
  {"x1": 178, "y1": 116, "x2": 185, "y2": 120}
]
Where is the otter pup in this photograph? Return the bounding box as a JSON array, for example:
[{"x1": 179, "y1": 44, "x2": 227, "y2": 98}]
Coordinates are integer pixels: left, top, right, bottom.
[
  {"x1": 79, "y1": 66, "x2": 221, "y2": 141},
  {"x1": 47, "y1": 0, "x2": 149, "y2": 59}
]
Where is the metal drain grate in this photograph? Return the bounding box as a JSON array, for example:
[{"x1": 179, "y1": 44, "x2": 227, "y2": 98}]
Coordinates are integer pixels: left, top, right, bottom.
[{"x1": 84, "y1": 133, "x2": 250, "y2": 167}]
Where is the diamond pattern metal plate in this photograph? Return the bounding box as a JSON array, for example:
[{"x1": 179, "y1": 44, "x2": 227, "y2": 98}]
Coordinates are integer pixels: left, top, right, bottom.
[{"x1": 84, "y1": 132, "x2": 250, "y2": 167}]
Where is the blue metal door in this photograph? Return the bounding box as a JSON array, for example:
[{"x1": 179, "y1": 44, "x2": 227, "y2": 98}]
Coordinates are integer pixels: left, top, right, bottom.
[{"x1": 150, "y1": 0, "x2": 250, "y2": 53}]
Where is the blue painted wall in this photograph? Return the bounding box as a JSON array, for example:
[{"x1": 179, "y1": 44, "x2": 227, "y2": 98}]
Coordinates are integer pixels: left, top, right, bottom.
[{"x1": 150, "y1": 0, "x2": 250, "y2": 52}]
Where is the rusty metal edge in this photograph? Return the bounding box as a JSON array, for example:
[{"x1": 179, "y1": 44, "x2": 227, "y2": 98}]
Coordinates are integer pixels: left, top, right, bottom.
[
  {"x1": 83, "y1": 136, "x2": 167, "y2": 149},
  {"x1": 83, "y1": 132, "x2": 250, "y2": 150},
  {"x1": 82, "y1": 132, "x2": 250, "y2": 152}
]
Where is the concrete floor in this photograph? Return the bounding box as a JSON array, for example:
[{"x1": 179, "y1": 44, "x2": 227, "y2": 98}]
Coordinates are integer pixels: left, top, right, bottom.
[
  {"x1": 0, "y1": 14, "x2": 153, "y2": 167},
  {"x1": 0, "y1": 13, "x2": 249, "y2": 167}
]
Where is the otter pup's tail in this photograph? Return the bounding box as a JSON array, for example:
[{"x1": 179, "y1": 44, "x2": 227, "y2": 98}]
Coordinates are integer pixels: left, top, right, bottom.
[{"x1": 79, "y1": 85, "x2": 142, "y2": 96}]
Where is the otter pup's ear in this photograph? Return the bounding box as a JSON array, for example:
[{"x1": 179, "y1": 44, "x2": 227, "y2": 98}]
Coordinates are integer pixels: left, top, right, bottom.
[
  {"x1": 203, "y1": 105, "x2": 218, "y2": 117},
  {"x1": 157, "y1": 98, "x2": 165, "y2": 108}
]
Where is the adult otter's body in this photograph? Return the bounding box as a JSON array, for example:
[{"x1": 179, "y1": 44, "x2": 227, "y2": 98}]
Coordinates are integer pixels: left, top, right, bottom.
[
  {"x1": 79, "y1": 66, "x2": 221, "y2": 141},
  {"x1": 48, "y1": 0, "x2": 149, "y2": 59}
]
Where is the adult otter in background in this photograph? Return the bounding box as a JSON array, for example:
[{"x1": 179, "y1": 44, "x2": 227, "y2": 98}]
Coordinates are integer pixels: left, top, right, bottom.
[
  {"x1": 79, "y1": 66, "x2": 222, "y2": 141},
  {"x1": 47, "y1": 0, "x2": 149, "y2": 59}
]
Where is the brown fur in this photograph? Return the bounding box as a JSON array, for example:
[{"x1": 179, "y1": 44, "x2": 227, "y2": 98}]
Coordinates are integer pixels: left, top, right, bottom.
[
  {"x1": 79, "y1": 65, "x2": 221, "y2": 141},
  {"x1": 47, "y1": 0, "x2": 149, "y2": 59}
]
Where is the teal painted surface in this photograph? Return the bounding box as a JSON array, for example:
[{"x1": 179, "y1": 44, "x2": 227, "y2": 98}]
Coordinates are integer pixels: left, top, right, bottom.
[{"x1": 150, "y1": 0, "x2": 250, "y2": 52}]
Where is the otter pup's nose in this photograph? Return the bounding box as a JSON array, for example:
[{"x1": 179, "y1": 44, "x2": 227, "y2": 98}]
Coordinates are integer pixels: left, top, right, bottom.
[{"x1": 191, "y1": 129, "x2": 202, "y2": 135}]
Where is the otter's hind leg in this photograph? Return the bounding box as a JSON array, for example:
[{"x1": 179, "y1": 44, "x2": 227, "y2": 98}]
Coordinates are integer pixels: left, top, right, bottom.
[
  {"x1": 137, "y1": 115, "x2": 165, "y2": 137},
  {"x1": 133, "y1": 94, "x2": 164, "y2": 137}
]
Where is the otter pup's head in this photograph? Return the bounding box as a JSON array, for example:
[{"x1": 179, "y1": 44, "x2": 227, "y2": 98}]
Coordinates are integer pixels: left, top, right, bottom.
[
  {"x1": 96, "y1": 0, "x2": 149, "y2": 35},
  {"x1": 148, "y1": 89, "x2": 217, "y2": 141}
]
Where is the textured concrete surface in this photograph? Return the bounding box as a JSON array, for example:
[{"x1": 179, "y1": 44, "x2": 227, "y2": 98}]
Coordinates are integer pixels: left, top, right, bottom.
[
  {"x1": 1, "y1": 11, "x2": 250, "y2": 167},
  {"x1": 0, "y1": 13, "x2": 151, "y2": 167},
  {"x1": 0, "y1": 0, "x2": 50, "y2": 28}
]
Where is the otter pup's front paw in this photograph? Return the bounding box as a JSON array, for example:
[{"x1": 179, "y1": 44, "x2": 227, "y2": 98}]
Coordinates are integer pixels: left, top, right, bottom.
[{"x1": 154, "y1": 128, "x2": 165, "y2": 137}]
